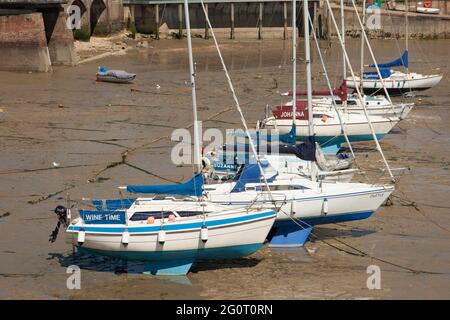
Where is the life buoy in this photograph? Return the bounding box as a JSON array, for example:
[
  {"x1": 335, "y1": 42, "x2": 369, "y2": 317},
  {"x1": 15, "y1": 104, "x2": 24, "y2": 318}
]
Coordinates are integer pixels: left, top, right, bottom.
[{"x1": 424, "y1": 1, "x2": 432, "y2": 8}]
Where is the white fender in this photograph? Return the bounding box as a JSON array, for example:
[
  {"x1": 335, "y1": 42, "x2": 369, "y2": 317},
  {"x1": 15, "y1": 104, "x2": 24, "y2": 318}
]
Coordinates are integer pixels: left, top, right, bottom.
[
  {"x1": 322, "y1": 198, "x2": 328, "y2": 214},
  {"x1": 200, "y1": 225, "x2": 208, "y2": 242},
  {"x1": 121, "y1": 230, "x2": 130, "y2": 245},
  {"x1": 78, "y1": 230, "x2": 85, "y2": 243},
  {"x1": 158, "y1": 229, "x2": 166, "y2": 244}
]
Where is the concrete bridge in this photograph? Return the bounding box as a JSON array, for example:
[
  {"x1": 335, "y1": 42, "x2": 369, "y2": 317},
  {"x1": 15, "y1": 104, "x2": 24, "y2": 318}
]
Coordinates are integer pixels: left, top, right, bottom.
[{"x1": 0, "y1": 0, "x2": 124, "y2": 71}]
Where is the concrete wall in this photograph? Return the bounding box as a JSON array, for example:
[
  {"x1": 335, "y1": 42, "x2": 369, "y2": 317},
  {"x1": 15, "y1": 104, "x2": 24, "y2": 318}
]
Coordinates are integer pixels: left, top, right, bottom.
[
  {"x1": 133, "y1": 3, "x2": 292, "y2": 35},
  {"x1": 0, "y1": 12, "x2": 52, "y2": 71},
  {"x1": 329, "y1": 5, "x2": 450, "y2": 39}
]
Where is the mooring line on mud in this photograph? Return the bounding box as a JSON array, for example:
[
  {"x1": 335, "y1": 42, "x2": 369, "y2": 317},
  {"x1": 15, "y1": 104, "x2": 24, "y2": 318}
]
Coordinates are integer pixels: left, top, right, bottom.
[
  {"x1": 279, "y1": 207, "x2": 447, "y2": 275},
  {"x1": 308, "y1": 229, "x2": 447, "y2": 275},
  {"x1": 0, "y1": 163, "x2": 103, "y2": 175},
  {"x1": 124, "y1": 162, "x2": 179, "y2": 184},
  {"x1": 28, "y1": 184, "x2": 75, "y2": 205},
  {"x1": 391, "y1": 194, "x2": 450, "y2": 234}
]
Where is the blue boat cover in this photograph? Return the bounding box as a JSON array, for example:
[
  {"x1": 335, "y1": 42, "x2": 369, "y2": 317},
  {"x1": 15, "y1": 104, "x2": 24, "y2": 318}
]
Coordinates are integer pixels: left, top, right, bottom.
[
  {"x1": 233, "y1": 126, "x2": 296, "y2": 145},
  {"x1": 231, "y1": 163, "x2": 278, "y2": 193},
  {"x1": 368, "y1": 50, "x2": 408, "y2": 69},
  {"x1": 126, "y1": 173, "x2": 203, "y2": 197},
  {"x1": 363, "y1": 68, "x2": 392, "y2": 79},
  {"x1": 279, "y1": 123, "x2": 297, "y2": 145},
  {"x1": 91, "y1": 198, "x2": 136, "y2": 211}
]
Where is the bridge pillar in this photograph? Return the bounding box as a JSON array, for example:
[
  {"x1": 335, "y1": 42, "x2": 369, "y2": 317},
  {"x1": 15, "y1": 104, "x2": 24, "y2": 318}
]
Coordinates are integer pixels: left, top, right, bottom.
[
  {"x1": 46, "y1": 10, "x2": 77, "y2": 66},
  {"x1": 0, "y1": 13, "x2": 51, "y2": 72}
]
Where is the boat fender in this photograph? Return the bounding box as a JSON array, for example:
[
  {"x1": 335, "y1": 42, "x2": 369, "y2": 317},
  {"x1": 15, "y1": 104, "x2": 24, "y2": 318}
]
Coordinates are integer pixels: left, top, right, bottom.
[
  {"x1": 78, "y1": 229, "x2": 86, "y2": 244},
  {"x1": 158, "y1": 229, "x2": 166, "y2": 244},
  {"x1": 121, "y1": 230, "x2": 130, "y2": 245},
  {"x1": 202, "y1": 157, "x2": 212, "y2": 171},
  {"x1": 201, "y1": 225, "x2": 208, "y2": 242},
  {"x1": 322, "y1": 198, "x2": 328, "y2": 215}
]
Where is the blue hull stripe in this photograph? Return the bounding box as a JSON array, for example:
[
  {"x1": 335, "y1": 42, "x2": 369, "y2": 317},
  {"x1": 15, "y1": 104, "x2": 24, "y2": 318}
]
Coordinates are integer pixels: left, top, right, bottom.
[
  {"x1": 301, "y1": 211, "x2": 374, "y2": 225},
  {"x1": 77, "y1": 243, "x2": 263, "y2": 262},
  {"x1": 298, "y1": 134, "x2": 387, "y2": 144},
  {"x1": 68, "y1": 210, "x2": 275, "y2": 234}
]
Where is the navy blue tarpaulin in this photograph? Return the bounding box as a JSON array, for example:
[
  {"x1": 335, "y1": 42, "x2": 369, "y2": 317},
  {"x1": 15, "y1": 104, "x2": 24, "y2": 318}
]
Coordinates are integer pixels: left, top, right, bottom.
[
  {"x1": 369, "y1": 50, "x2": 409, "y2": 69},
  {"x1": 279, "y1": 135, "x2": 316, "y2": 161},
  {"x1": 126, "y1": 173, "x2": 203, "y2": 197}
]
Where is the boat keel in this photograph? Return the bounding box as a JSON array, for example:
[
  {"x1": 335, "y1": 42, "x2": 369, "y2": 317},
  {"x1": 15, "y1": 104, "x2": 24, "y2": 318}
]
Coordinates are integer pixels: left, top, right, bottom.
[
  {"x1": 269, "y1": 220, "x2": 313, "y2": 247},
  {"x1": 143, "y1": 259, "x2": 194, "y2": 276}
]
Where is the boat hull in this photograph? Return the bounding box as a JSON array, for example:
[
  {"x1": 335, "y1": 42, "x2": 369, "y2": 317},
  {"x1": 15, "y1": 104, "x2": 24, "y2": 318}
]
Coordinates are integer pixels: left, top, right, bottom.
[
  {"x1": 207, "y1": 184, "x2": 394, "y2": 246},
  {"x1": 346, "y1": 73, "x2": 443, "y2": 96},
  {"x1": 66, "y1": 210, "x2": 275, "y2": 275}
]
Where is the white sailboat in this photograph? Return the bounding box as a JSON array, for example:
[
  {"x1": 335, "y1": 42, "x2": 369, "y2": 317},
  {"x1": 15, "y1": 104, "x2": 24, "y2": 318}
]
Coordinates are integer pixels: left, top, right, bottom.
[
  {"x1": 262, "y1": 102, "x2": 400, "y2": 154},
  {"x1": 50, "y1": 0, "x2": 276, "y2": 276},
  {"x1": 346, "y1": 0, "x2": 443, "y2": 95}
]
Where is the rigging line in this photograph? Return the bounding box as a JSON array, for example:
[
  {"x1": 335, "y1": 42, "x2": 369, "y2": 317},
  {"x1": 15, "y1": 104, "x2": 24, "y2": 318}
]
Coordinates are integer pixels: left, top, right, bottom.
[
  {"x1": 199, "y1": 0, "x2": 275, "y2": 203},
  {"x1": 326, "y1": 0, "x2": 395, "y2": 182},
  {"x1": 308, "y1": 12, "x2": 356, "y2": 160},
  {"x1": 349, "y1": 0, "x2": 399, "y2": 113},
  {"x1": 278, "y1": 206, "x2": 444, "y2": 275}
]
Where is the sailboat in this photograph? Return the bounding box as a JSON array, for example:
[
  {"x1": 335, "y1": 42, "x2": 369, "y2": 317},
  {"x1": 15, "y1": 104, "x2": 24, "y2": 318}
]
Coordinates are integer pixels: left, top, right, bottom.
[
  {"x1": 49, "y1": 0, "x2": 276, "y2": 276},
  {"x1": 191, "y1": 0, "x2": 394, "y2": 247},
  {"x1": 262, "y1": 100, "x2": 400, "y2": 154},
  {"x1": 346, "y1": 0, "x2": 443, "y2": 95},
  {"x1": 283, "y1": 81, "x2": 414, "y2": 118}
]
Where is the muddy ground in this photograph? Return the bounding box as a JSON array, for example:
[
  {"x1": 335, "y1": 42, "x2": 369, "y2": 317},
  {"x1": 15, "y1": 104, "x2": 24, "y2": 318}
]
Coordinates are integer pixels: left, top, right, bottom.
[{"x1": 0, "y1": 37, "x2": 449, "y2": 299}]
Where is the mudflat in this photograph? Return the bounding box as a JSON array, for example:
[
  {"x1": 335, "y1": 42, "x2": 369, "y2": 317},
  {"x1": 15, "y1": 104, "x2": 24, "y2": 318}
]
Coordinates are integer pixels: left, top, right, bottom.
[{"x1": 0, "y1": 38, "x2": 449, "y2": 299}]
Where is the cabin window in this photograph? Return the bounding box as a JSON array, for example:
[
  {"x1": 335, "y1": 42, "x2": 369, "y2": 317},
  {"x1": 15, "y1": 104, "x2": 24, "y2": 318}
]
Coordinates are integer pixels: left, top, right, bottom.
[
  {"x1": 254, "y1": 185, "x2": 309, "y2": 191},
  {"x1": 129, "y1": 211, "x2": 174, "y2": 221},
  {"x1": 176, "y1": 211, "x2": 209, "y2": 217}
]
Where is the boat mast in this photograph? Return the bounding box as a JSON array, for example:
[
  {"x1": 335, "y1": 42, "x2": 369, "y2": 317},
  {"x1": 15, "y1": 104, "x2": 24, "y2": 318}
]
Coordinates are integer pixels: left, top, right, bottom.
[
  {"x1": 184, "y1": 0, "x2": 202, "y2": 173},
  {"x1": 292, "y1": 0, "x2": 297, "y2": 126},
  {"x1": 340, "y1": 0, "x2": 346, "y2": 79},
  {"x1": 303, "y1": 0, "x2": 313, "y2": 138},
  {"x1": 360, "y1": 0, "x2": 366, "y2": 92},
  {"x1": 303, "y1": 0, "x2": 316, "y2": 181},
  {"x1": 405, "y1": 0, "x2": 409, "y2": 74}
]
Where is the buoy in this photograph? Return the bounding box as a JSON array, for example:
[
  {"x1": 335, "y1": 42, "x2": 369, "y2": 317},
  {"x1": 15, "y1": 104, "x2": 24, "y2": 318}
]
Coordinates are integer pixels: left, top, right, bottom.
[
  {"x1": 200, "y1": 225, "x2": 208, "y2": 242},
  {"x1": 121, "y1": 230, "x2": 130, "y2": 245},
  {"x1": 77, "y1": 229, "x2": 85, "y2": 244},
  {"x1": 147, "y1": 216, "x2": 155, "y2": 224},
  {"x1": 322, "y1": 198, "x2": 328, "y2": 214},
  {"x1": 168, "y1": 214, "x2": 176, "y2": 222},
  {"x1": 158, "y1": 229, "x2": 166, "y2": 244}
]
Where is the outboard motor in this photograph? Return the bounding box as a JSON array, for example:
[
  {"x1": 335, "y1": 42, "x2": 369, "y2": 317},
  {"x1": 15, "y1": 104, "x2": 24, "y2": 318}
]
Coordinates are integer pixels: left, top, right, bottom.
[{"x1": 49, "y1": 205, "x2": 69, "y2": 243}]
